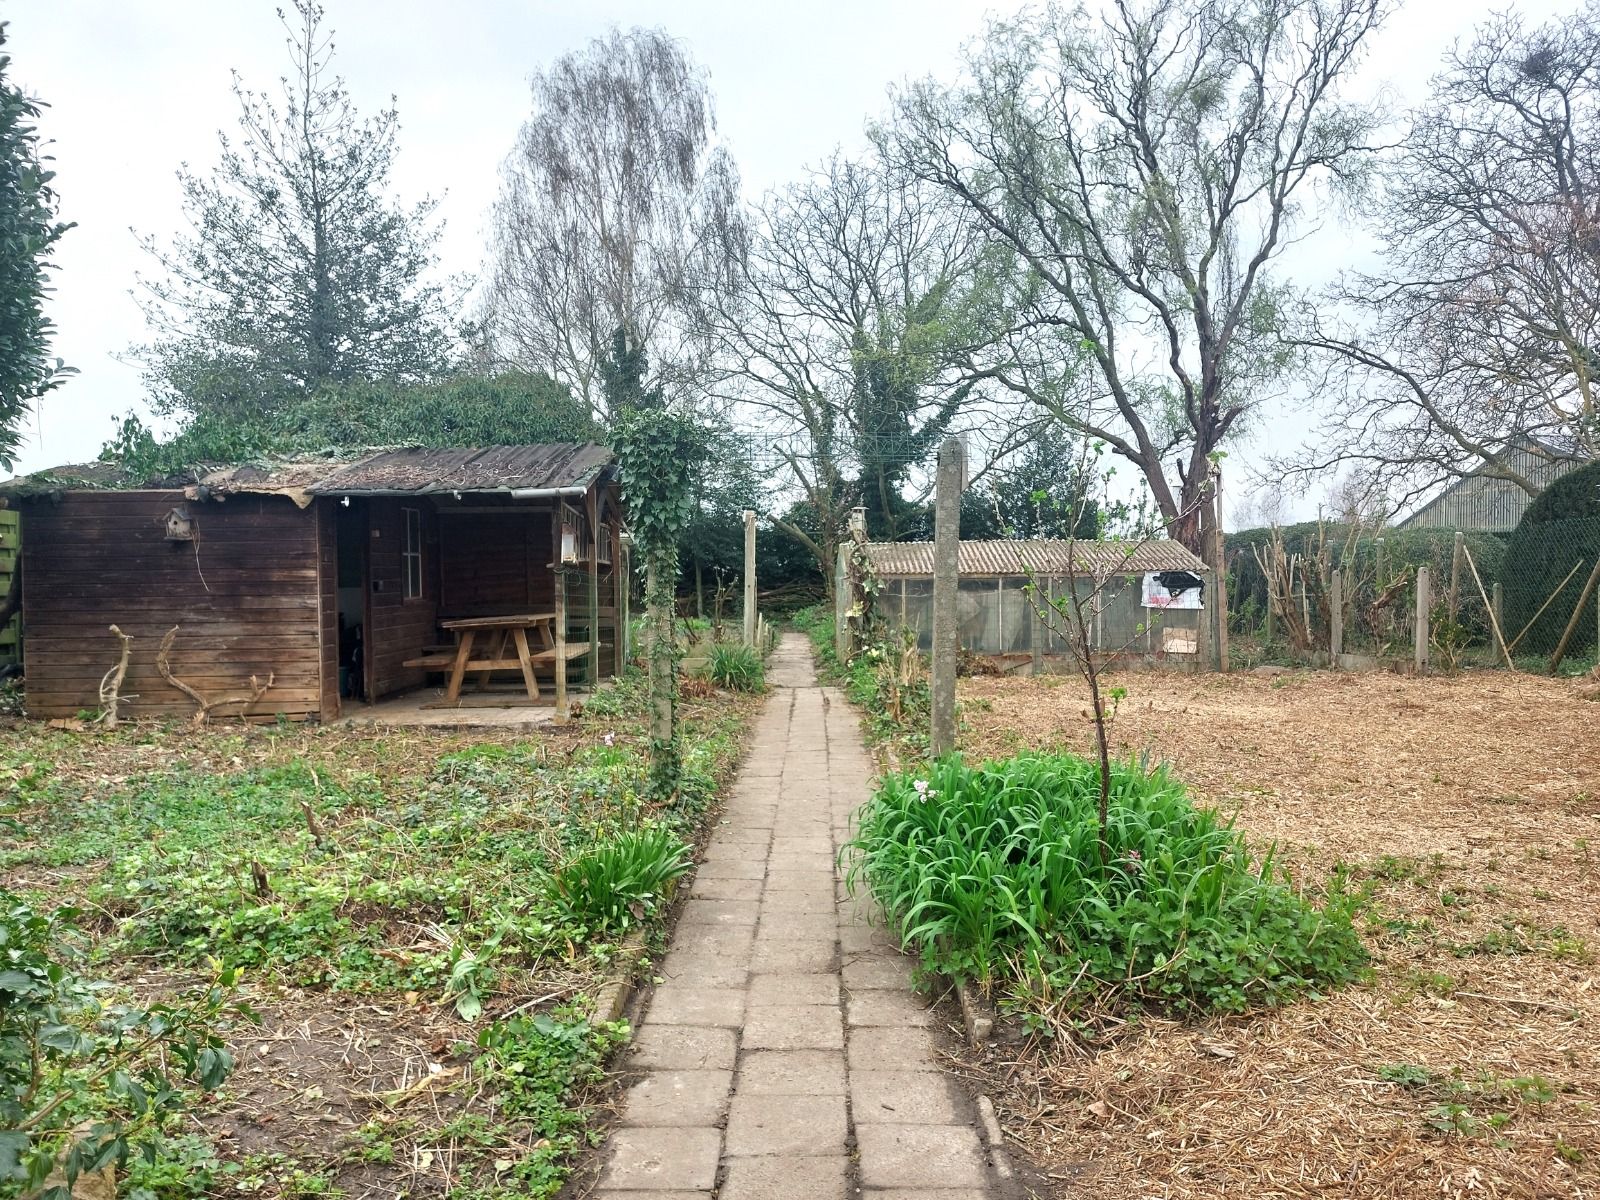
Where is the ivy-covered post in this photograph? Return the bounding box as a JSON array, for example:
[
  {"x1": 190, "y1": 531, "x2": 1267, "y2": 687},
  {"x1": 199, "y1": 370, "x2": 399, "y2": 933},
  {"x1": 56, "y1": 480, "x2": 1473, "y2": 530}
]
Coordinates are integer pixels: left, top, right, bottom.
[{"x1": 614, "y1": 409, "x2": 708, "y2": 801}]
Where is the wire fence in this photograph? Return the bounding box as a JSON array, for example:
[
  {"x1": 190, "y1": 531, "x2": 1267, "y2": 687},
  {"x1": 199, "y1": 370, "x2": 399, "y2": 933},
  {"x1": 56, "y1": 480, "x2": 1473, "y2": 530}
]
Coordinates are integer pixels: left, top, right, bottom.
[{"x1": 1225, "y1": 517, "x2": 1600, "y2": 673}]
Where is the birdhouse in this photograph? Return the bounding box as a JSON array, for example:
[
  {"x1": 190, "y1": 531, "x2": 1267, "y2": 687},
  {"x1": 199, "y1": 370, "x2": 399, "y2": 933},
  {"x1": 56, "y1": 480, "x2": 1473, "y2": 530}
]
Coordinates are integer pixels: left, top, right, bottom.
[{"x1": 164, "y1": 506, "x2": 196, "y2": 542}]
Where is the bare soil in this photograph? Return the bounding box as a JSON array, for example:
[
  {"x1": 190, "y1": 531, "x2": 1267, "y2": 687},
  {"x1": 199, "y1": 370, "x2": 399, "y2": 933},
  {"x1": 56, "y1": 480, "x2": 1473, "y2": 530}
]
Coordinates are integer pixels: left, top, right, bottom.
[{"x1": 957, "y1": 666, "x2": 1600, "y2": 1200}]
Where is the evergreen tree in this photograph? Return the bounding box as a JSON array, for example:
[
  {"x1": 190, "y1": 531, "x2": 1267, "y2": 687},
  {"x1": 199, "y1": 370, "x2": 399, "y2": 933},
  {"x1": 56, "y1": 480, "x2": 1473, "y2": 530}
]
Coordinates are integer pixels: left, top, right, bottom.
[
  {"x1": 135, "y1": 1, "x2": 455, "y2": 423},
  {"x1": 0, "y1": 23, "x2": 72, "y2": 468}
]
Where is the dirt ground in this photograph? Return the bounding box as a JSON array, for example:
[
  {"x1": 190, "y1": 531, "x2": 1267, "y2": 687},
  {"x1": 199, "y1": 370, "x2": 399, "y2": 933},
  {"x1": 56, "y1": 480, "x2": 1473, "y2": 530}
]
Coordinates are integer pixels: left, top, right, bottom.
[{"x1": 956, "y1": 666, "x2": 1600, "y2": 1200}]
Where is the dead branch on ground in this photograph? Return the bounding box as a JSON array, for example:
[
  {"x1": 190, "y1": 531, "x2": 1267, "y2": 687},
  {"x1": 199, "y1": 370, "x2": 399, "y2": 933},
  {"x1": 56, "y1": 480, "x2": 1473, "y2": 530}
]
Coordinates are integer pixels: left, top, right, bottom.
[
  {"x1": 98, "y1": 625, "x2": 134, "y2": 727},
  {"x1": 157, "y1": 625, "x2": 275, "y2": 726}
]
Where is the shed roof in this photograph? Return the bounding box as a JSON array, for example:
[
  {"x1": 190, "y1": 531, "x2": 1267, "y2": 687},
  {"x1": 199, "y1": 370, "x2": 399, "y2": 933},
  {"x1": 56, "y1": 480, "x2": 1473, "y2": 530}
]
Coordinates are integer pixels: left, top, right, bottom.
[
  {"x1": 863, "y1": 538, "x2": 1207, "y2": 577},
  {"x1": 2, "y1": 443, "x2": 616, "y2": 503}
]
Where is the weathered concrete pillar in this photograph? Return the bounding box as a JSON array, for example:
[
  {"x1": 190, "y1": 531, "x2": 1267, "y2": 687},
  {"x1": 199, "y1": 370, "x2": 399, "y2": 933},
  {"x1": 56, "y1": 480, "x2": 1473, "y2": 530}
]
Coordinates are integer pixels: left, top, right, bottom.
[
  {"x1": 1415, "y1": 565, "x2": 1430, "y2": 673},
  {"x1": 1330, "y1": 568, "x2": 1344, "y2": 665},
  {"x1": 742, "y1": 509, "x2": 757, "y2": 648},
  {"x1": 930, "y1": 438, "x2": 963, "y2": 757}
]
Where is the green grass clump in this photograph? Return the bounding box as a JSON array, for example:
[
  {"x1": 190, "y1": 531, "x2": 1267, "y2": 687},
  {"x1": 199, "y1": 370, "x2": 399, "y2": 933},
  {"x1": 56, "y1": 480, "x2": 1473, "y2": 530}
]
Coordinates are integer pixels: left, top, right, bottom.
[
  {"x1": 707, "y1": 642, "x2": 765, "y2": 692},
  {"x1": 846, "y1": 752, "x2": 1368, "y2": 1015},
  {"x1": 553, "y1": 825, "x2": 692, "y2": 933}
]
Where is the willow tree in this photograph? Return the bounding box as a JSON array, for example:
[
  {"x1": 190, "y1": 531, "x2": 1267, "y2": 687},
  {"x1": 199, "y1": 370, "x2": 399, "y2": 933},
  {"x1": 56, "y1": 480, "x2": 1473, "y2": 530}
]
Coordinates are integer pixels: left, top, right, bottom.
[
  {"x1": 615, "y1": 407, "x2": 710, "y2": 800},
  {"x1": 488, "y1": 28, "x2": 741, "y2": 421},
  {"x1": 887, "y1": 0, "x2": 1385, "y2": 558}
]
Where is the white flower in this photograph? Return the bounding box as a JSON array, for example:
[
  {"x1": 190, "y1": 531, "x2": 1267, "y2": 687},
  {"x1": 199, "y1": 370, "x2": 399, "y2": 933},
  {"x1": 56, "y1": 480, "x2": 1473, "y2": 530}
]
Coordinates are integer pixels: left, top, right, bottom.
[{"x1": 603, "y1": 732, "x2": 616, "y2": 747}]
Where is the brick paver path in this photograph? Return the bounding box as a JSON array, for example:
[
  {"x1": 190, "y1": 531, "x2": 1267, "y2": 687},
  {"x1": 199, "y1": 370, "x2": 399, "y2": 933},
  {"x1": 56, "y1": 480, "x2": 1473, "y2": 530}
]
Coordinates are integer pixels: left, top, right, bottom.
[{"x1": 595, "y1": 633, "x2": 1007, "y2": 1200}]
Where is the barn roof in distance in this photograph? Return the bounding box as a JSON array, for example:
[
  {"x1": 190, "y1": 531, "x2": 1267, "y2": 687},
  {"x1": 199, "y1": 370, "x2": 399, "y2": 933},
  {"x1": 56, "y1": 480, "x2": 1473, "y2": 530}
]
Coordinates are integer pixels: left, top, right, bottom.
[
  {"x1": 1, "y1": 443, "x2": 616, "y2": 503},
  {"x1": 863, "y1": 537, "x2": 1207, "y2": 577}
]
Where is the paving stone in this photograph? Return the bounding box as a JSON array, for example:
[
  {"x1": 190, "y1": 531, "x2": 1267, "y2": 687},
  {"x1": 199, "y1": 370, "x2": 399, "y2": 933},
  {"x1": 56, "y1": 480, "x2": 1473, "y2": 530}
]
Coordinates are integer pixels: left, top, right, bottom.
[
  {"x1": 839, "y1": 922, "x2": 899, "y2": 954},
  {"x1": 862, "y1": 1191, "x2": 991, "y2": 1200},
  {"x1": 700, "y1": 840, "x2": 768, "y2": 863},
  {"x1": 694, "y1": 859, "x2": 768, "y2": 881},
  {"x1": 597, "y1": 1126, "x2": 721, "y2": 1191},
  {"x1": 735, "y1": 1049, "x2": 846, "y2": 1096},
  {"x1": 769, "y1": 836, "x2": 834, "y2": 855},
  {"x1": 741, "y1": 1004, "x2": 843, "y2": 1050},
  {"x1": 718, "y1": 1155, "x2": 849, "y2": 1200},
  {"x1": 628, "y1": 1025, "x2": 737, "y2": 1071},
  {"x1": 759, "y1": 888, "x2": 837, "y2": 914},
  {"x1": 848, "y1": 1025, "x2": 941, "y2": 1071},
  {"x1": 645, "y1": 984, "x2": 746, "y2": 1027},
  {"x1": 750, "y1": 937, "x2": 836, "y2": 973},
  {"x1": 759, "y1": 912, "x2": 838, "y2": 941},
  {"x1": 678, "y1": 899, "x2": 760, "y2": 926},
  {"x1": 849, "y1": 1070, "x2": 960, "y2": 1124},
  {"x1": 765, "y1": 870, "x2": 839, "y2": 893},
  {"x1": 619, "y1": 1069, "x2": 734, "y2": 1126},
  {"x1": 594, "y1": 1193, "x2": 709, "y2": 1200},
  {"x1": 670, "y1": 924, "x2": 756, "y2": 959},
  {"x1": 705, "y1": 823, "x2": 772, "y2": 843},
  {"x1": 855, "y1": 1125, "x2": 989, "y2": 1190},
  {"x1": 748, "y1": 972, "x2": 840, "y2": 1007},
  {"x1": 841, "y1": 954, "x2": 915, "y2": 990},
  {"x1": 688, "y1": 876, "x2": 764, "y2": 901},
  {"x1": 724, "y1": 1093, "x2": 848, "y2": 1157},
  {"x1": 654, "y1": 955, "x2": 748, "y2": 989},
  {"x1": 847, "y1": 988, "x2": 934, "y2": 1027}
]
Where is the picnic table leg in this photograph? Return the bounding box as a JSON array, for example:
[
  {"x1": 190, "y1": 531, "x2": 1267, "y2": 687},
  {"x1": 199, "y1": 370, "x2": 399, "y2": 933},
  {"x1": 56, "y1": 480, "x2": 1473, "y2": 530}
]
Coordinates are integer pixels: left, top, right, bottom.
[
  {"x1": 445, "y1": 631, "x2": 475, "y2": 704},
  {"x1": 512, "y1": 627, "x2": 540, "y2": 700},
  {"x1": 536, "y1": 618, "x2": 555, "y2": 649},
  {"x1": 475, "y1": 629, "x2": 507, "y2": 692}
]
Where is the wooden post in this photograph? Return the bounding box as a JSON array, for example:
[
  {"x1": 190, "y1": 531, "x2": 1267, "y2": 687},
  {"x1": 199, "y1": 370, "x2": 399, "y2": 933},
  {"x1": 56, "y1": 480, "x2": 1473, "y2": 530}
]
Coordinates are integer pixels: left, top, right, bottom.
[
  {"x1": 1264, "y1": 573, "x2": 1275, "y2": 645},
  {"x1": 1211, "y1": 466, "x2": 1230, "y2": 672},
  {"x1": 618, "y1": 537, "x2": 632, "y2": 669},
  {"x1": 1030, "y1": 578, "x2": 1044, "y2": 675},
  {"x1": 1330, "y1": 568, "x2": 1344, "y2": 665},
  {"x1": 835, "y1": 544, "x2": 850, "y2": 664},
  {"x1": 1492, "y1": 581, "x2": 1504, "y2": 654},
  {"x1": 1414, "y1": 565, "x2": 1430, "y2": 674},
  {"x1": 1547, "y1": 556, "x2": 1600, "y2": 674},
  {"x1": 587, "y1": 491, "x2": 600, "y2": 690},
  {"x1": 1449, "y1": 531, "x2": 1464, "y2": 621},
  {"x1": 554, "y1": 565, "x2": 569, "y2": 718},
  {"x1": 742, "y1": 509, "x2": 757, "y2": 648},
  {"x1": 930, "y1": 438, "x2": 963, "y2": 758},
  {"x1": 899, "y1": 578, "x2": 908, "y2": 631}
]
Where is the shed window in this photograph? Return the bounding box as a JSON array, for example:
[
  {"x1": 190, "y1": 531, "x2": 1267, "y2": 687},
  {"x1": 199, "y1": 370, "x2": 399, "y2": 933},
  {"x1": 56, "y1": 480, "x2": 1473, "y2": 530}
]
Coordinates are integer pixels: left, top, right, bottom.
[{"x1": 402, "y1": 508, "x2": 424, "y2": 599}]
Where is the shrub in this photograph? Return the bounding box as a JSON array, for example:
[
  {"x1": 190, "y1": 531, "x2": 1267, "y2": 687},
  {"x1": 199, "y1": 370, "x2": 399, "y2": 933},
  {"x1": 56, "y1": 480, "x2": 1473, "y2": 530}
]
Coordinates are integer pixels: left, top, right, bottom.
[
  {"x1": 1502, "y1": 462, "x2": 1600, "y2": 656},
  {"x1": 845, "y1": 752, "x2": 1367, "y2": 1015},
  {"x1": 552, "y1": 826, "x2": 692, "y2": 934},
  {"x1": 707, "y1": 643, "x2": 764, "y2": 692}
]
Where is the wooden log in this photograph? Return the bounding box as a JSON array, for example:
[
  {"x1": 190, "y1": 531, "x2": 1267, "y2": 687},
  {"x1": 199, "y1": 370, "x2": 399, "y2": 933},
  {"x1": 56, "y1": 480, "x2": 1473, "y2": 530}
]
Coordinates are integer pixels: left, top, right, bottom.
[
  {"x1": 1462, "y1": 543, "x2": 1514, "y2": 670},
  {"x1": 1547, "y1": 555, "x2": 1600, "y2": 674}
]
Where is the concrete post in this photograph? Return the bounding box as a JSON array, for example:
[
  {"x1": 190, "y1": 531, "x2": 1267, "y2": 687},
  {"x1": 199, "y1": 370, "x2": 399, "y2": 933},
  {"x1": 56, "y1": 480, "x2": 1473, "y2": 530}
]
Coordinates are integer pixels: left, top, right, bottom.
[
  {"x1": 1414, "y1": 566, "x2": 1430, "y2": 674},
  {"x1": 1449, "y1": 531, "x2": 1464, "y2": 621},
  {"x1": 1330, "y1": 568, "x2": 1344, "y2": 665},
  {"x1": 930, "y1": 438, "x2": 963, "y2": 758},
  {"x1": 742, "y1": 509, "x2": 757, "y2": 648},
  {"x1": 1211, "y1": 466, "x2": 1230, "y2": 672},
  {"x1": 1492, "y1": 581, "x2": 1504, "y2": 654},
  {"x1": 835, "y1": 544, "x2": 850, "y2": 665}
]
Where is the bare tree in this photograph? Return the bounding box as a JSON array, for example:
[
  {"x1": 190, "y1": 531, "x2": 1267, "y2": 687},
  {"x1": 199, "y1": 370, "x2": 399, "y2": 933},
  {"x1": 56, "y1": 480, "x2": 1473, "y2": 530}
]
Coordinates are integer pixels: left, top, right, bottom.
[
  {"x1": 487, "y1": 27, "x2": 741, "y2": 422},
  {"x1": 1281, "y1": 3, "x2": 1600, "y2": 508},
  {"x1": 702, "y1": 153, "x2": 1035, "y2": 585},
  {"x1": 886, "y1": 0, "x2": 1385, "y2": 561}
]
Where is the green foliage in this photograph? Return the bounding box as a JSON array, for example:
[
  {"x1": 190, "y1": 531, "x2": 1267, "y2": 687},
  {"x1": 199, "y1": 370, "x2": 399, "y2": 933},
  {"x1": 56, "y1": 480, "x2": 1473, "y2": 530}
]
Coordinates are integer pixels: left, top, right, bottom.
[
  {"x1": 707, "y1": 643, "x2": 765, "y2": 692},
  {"x1": 103, "y1": 371, "x2": 592, "y2": 482},
  {"x1": 1502, "y1": 462, "x2": 1600, "y2": 655},
  {"x1": 614, "y1": 407, "x2": 715, "y2": 801},
  {"x1": 0, "y1": 891, "x2": 247, "y2": 1196},
  {"x1": 134, "y1": 2, "x2": 455, "y2": 423},
  {"x1": 0, "y1": 24, "x2": 74, "y2": 468},
  {"x1": 958, "y1": 425, "x2": 1102, "y2": 540},
  {"x1": 553, "y1": 826, "x2": 692, "y2": 934},
  {"x1": 846, "y1": 752, "x2": 1368, "y2": 1014},
  {"x1": 470, "y1": 1010, "x2": 629, "y2": 1197}
]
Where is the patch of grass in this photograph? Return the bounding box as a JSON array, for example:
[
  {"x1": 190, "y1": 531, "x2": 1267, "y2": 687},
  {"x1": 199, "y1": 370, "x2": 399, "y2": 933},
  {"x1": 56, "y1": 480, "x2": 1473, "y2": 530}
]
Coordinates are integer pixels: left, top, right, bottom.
[{"x1": 846, "y1": 751, "x2": 1369, "y2": 1016}]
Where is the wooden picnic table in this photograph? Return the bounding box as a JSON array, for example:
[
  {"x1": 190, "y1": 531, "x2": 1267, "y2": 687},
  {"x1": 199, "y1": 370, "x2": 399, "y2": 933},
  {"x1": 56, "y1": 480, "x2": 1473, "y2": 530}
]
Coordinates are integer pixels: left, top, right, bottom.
[{"x1": 416, "y1": 612, "x2": 581, "y2": 704}]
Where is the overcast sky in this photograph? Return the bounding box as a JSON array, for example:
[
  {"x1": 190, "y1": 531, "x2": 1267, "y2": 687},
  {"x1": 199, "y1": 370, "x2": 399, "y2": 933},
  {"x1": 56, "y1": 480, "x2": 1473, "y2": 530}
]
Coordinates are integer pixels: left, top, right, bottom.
[{"x1": 7, "y1": 0, "x2": 1573, "y2": 517}]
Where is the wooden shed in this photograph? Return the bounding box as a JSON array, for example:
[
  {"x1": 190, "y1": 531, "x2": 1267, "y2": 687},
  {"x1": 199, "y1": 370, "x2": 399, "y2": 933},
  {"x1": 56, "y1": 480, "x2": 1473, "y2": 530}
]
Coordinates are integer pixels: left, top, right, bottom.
[
  {"x1": 863, "y1": 537, "x2": 1211, "y2": 665},
  {"x1": 0, "y1": 444, "x2": 626, "y2": 721}
]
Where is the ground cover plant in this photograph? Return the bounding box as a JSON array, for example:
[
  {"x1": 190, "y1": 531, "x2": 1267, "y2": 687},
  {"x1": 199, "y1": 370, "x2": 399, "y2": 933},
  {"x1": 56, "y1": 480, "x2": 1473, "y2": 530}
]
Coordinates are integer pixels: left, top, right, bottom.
[
  {"x1": 848, "y1": 752, "x2": 1367, "y2": 1015},
  {"x1": 0, "y1": 674, "x2": 756, "y2": 1199},
  {"x1": 946, "y1": 668, "x2": 1600, "y2": 1198}
]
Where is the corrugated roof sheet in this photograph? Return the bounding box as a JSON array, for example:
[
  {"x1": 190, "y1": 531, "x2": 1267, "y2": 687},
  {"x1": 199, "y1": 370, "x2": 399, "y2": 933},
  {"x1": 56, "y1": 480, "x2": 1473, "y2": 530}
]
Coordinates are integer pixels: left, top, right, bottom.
[
  {"x1": 306, "y1": 444, "x2": 614, "y2": 496},
  {"x1": 2, "y1": 444, "x2": 616, "y2": 501},
  {"x1": 864, "y1": 538, "x2": 1207, "y2": 577}
]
